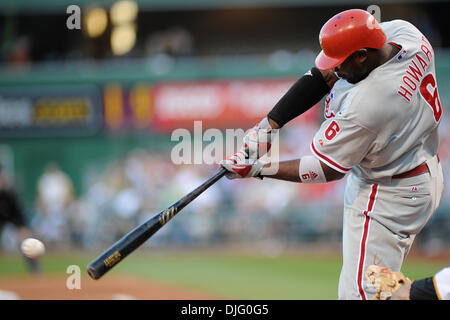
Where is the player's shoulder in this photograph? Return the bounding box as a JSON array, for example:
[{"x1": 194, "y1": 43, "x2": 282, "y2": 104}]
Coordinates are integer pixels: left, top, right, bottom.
[
  {"x1": 380, "y1": 19, "x2": 418, "y2": 33},
  {"x1": 380, "y1": 19, "x2": 416, "y2": 30},
  {"x1": 380, "y1": 19, "x2": 423, "y2": 43},
  {"x1": 337, "y1": 81, "x2": 399, "y2": 132}
]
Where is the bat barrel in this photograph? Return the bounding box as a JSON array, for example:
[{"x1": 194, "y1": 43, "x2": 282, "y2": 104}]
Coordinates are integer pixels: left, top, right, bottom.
[{"x1": 87, "y1": 214, "x2": 162, "y2": 279}]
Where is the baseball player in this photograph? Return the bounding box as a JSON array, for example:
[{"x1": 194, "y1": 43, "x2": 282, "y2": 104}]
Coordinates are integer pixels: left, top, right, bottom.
[
  {"x1": 389, "y1": 266, "x2": 450, "y2": 300},
  {"x1": 221, "y1": 9, "x2": 444, "y2": 300},
  {"x1": 0, "y1": 165, "x2": 41, "y2": 273}
]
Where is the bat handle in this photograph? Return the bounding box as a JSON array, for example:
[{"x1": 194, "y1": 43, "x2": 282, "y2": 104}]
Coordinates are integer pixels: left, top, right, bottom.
[
  {"x1": 213, "y1": 166, "x2": 228, "y2": 180},
  {"x1": 176, "y1": 167, "x2": 227, "y2": 207}
]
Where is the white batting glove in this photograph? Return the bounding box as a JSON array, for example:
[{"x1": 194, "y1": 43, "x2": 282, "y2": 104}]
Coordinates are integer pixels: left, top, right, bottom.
[
  {"x1": 220, "y1": 150, "x2": 265, "y2": 179},
  {"x1": 242, "y1": 117, "x2": 273, "y2": 160}
]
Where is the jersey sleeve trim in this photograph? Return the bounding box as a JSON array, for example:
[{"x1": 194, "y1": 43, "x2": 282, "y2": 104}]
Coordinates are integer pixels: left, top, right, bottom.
[
  {"x1": 310, "y1": 140, "x2": 352, "y2": 174},
  {"x1": 433, "y1": 275, "x2": 443, "y2": 300}
]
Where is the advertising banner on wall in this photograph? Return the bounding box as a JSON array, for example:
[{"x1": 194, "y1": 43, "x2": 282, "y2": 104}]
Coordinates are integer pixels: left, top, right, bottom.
[
  {"x1": 104, "y1": 78, "x2": 320, "y2": 132},
  {"x1": 0, "y1": 85, "x2": 103, "y2": 137}
]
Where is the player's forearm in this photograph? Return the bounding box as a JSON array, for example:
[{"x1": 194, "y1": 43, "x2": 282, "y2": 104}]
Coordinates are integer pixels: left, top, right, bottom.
[
  {"x1": 261, "y1": 158, "x2": 344, "y2": 183},
  {"x1": 267, "y1": 67, "x2": 336, "y2": 128},
  {"x1": 262, "y1": 159, "x2": 302, "y2": 182}
]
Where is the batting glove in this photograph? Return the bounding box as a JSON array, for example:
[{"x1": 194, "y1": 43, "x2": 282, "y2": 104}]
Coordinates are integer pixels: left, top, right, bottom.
[
  {"x1": 220, "y1": 150, "x2": 266, "y2": 179},
  {"x1": 242, "y1": 117, "x2": 273, "y2": 160}
]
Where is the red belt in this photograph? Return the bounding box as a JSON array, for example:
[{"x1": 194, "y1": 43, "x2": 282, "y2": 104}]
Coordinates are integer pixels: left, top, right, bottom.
[
  {"x1": 392, "y1": 163, "x2": 429, "y2": 179},
  {"x1": 392, "y1": 155, "x2": 439, "y2": 179}
]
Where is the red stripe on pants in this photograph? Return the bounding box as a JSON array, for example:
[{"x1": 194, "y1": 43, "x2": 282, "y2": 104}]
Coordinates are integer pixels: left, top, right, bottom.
[{"x1": 357, "y1": 184, "x2": 378, "y2": 300}]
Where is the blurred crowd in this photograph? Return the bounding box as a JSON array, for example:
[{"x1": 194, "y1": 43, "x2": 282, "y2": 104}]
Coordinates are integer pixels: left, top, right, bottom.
[
  {"x1": 2, "y1": 122, "x2": 449, "y2": 255},
  {"x1": 0, "y1": 124, "x2": 348, "y2": 253},
  {"x1": 71, "y1": 143, "x2": 347, "y2": 251}
]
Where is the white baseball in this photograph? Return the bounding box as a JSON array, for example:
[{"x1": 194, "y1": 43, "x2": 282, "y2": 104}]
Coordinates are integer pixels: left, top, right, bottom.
[{"x1": 21, "y1": 238, "x2": 45, "y2": 259}]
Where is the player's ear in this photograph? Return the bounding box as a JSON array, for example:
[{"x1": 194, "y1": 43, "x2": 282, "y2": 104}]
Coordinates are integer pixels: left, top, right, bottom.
[{"x1": 354, "y1": 49, "x2": 368, "y2": 65}]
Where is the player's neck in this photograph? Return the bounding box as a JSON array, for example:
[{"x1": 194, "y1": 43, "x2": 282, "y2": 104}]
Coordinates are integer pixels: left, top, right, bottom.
[
  {"x1": 365, "y1": 44, "x2": 399, "y2": 75},
  {"x1": 378, "y1": 43, "x2": 400, "y2": 66}
]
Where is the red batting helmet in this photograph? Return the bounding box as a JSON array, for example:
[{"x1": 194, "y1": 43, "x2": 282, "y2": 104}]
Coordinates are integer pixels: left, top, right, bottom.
[{"x1": 315, "y1": 9, "x2": 386, "y2": 70}]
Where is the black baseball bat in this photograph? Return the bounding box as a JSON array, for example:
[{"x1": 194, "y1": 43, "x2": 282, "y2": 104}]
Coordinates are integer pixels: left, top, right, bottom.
[{"x1": 87, "y1": 167, "x2": 227, "y2": 280}]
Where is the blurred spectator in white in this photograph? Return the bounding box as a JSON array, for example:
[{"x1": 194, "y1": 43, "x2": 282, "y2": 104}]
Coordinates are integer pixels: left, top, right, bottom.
[{"x1": 33, "y1": 162, "x2": 75, "y2": 248}]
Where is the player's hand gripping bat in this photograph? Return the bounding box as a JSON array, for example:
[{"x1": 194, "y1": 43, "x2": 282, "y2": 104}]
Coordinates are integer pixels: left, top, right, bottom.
[{"x1": 87, "y1": 167, "x2": 227, "y2": 280}]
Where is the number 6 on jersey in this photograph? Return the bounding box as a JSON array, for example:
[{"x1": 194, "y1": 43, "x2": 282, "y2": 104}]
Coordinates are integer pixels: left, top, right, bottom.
[
  {"x1": 420, "y1": 73, "x2": 442, "y2": 122},
  {"x1": 325, "y1": 120, "x2": 340, "y2": 140}
]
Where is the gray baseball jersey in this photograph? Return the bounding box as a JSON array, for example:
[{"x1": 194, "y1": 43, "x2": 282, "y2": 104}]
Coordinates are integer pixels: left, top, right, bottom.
[
  {"x1": 309, "y1": 20, "x2": 444, "y2": 299},
  {"x1": 311, "y1": 20, "x2": 442, "y2": 183}
]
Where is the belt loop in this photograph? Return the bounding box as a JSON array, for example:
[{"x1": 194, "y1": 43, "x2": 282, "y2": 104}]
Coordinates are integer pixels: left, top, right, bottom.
[{"x1": 426, "y1": 155, "x2": 439, "y2": 178}]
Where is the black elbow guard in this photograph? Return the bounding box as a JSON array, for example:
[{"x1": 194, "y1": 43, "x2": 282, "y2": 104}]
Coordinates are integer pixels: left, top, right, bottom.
[
  {"x1": 410, "y1": 277, "x2": 439, "y2": 300},
  {"x1": 268, "y1": 67, "x2": 330, "y2": 128}
]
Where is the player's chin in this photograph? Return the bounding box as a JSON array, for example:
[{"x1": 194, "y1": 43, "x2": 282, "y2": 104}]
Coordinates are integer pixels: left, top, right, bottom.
[
  {"x1": 346, "y1": 72, "x2": 370, "y2": 84},
  {"x1": 345, "y1": 76, "x2": 363, "y2": 84},
  {"x1": 337, "y1": 73, "x2": 353, "y2": 83}
]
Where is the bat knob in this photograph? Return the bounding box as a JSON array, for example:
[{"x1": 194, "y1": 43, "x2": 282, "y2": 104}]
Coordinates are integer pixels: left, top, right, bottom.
[{"x1": 87, "y1": 265, "x2": 101, "y2": 280}]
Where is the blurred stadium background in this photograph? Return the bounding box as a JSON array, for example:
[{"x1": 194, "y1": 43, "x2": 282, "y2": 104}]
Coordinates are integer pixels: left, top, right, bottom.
[{"x1": 0, "y1": 0, "x2": 449, "y2": 300}]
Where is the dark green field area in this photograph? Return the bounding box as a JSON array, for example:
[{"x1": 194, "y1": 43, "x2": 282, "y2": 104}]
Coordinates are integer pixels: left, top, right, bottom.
[{"x1": 0, "y1": 250, "x2": 448, "y2": 299}]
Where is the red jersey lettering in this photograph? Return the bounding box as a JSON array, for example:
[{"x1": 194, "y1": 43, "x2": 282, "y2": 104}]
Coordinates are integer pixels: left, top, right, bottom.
[{"x1": 325, "y1": 121, "x2": 340, "y2": 140}]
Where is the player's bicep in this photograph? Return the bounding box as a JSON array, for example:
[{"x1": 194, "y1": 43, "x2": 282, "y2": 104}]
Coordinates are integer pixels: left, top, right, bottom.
[{"x1": 311, "y1": 119, "x2": 376, "y2": 173}]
